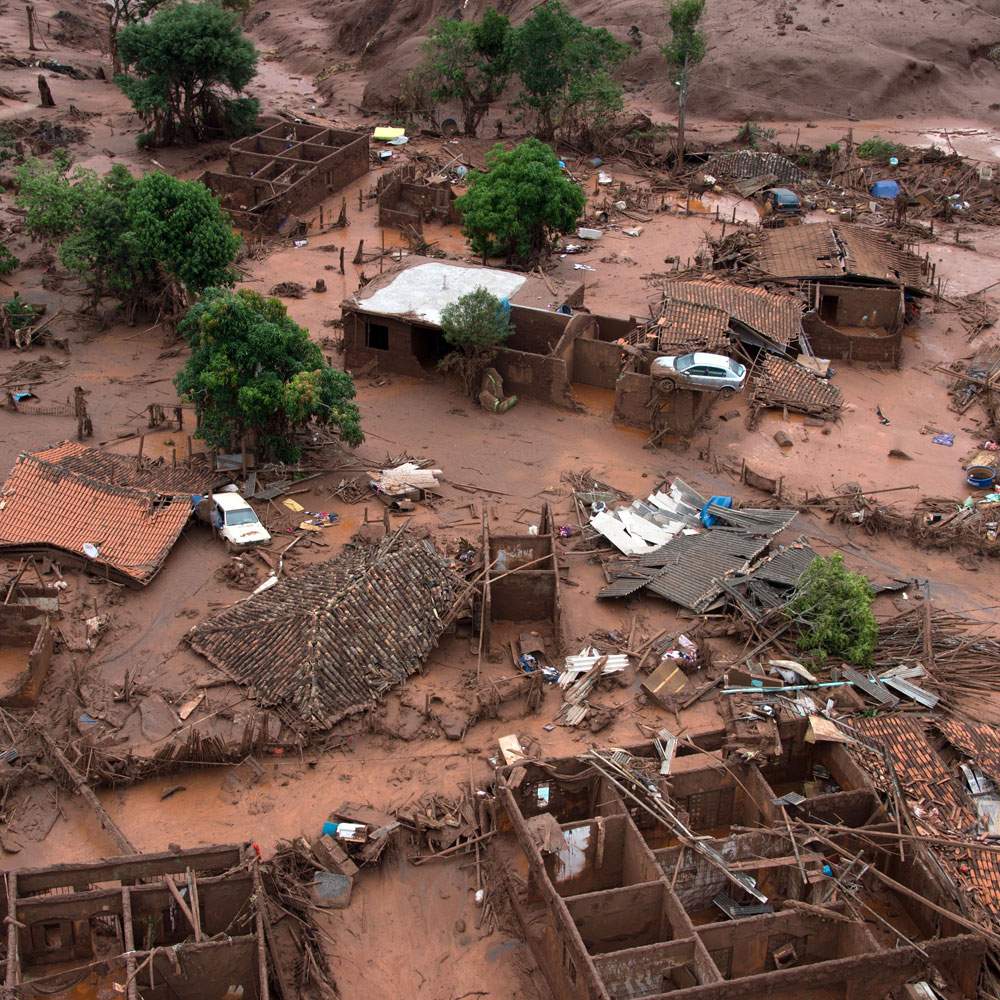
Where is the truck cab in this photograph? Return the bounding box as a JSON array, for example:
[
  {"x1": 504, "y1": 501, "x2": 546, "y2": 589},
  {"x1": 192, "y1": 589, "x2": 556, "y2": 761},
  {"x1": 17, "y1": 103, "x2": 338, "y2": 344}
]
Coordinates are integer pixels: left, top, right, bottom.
[{"x1": 209, "y1": 492, "x2": 271, "y2": 552}]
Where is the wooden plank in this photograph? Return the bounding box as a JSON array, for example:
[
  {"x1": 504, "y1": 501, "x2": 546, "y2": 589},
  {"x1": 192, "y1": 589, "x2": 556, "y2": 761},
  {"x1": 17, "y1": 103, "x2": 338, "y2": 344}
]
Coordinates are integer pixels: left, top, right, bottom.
[
  {"x1": 15, "y1": 844, "x2": 246, "y2": 893},
  {"x1": 5, "y1": 872, "x2": 18, "y2": 987},
  {"x1": 728, "y1": 852, "x2": 824, "y2": 872},
  {"x1": 121, "y1": 888, "x2": 138, "y2": 1000}
]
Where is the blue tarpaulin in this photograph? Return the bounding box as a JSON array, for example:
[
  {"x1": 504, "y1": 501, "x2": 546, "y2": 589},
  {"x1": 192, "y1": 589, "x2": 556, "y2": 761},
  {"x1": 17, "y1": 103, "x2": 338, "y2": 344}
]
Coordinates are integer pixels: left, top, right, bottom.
[
  {"x1": 870, "y1": 179, "x2": 901, "y2": 199},
  {"x1": 700, "y1": 495, "x2": 733, "y2": 528}
]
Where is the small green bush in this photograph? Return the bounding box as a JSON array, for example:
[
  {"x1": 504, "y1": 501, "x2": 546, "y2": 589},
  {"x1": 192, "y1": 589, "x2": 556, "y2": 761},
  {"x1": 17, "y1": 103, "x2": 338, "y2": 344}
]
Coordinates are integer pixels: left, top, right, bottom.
[
  {"x1": 857, "y1": 136, "x2": 903, "y2": 160},
  {"x1": 786, "y1": 554, "x2": 878, "y2": 665}
]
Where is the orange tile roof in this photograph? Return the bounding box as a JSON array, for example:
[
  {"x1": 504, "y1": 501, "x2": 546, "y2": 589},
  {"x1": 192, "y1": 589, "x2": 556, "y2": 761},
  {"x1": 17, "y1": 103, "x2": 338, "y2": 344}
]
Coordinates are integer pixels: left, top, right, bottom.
[
  {"x1": 0, "y1": 452, "x2": 192, "y2": 586},
  {"x1": 32, "y1": 441, "x2": 215, "y2": 495}
]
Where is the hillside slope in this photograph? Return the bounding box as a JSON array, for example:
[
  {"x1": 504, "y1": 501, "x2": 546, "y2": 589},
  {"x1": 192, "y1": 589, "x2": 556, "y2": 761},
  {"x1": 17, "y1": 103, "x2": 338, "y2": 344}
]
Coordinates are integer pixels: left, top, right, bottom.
[{"x1": 250, "y1": 0, "x2": 1000, "y2": 123}]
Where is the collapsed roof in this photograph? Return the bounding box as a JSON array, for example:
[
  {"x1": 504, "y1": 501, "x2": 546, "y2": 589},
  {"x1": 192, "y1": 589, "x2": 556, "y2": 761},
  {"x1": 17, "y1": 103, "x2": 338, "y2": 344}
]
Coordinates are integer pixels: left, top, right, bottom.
[
  {"x1": 659, "y1": 279, "x2": 804, "y2": 348},
  {"x1": 32, "y1": 440, "x2": 216, "y2": 495},
  {"x1": 751, "y1": 222, "x2": 927, "y2": 289},
  {"x1": 186, "y1": 530, "x2": 461, "y2": 730},
  {"x1": 703, "y1": 150, "x2": 807, "y2": 184},
  {"x1": 0, "y1": 450, "x2": 192, "y2": 586}
]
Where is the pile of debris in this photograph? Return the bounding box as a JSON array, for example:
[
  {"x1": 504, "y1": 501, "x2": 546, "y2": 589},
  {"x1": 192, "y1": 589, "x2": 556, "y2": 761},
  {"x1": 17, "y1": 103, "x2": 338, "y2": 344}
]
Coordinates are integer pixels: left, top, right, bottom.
[
  {"x1": 748, "y1": 355, "x2": 843, "y2": 425},
  {"x1": 821, "y1": 487, "x2": 999, "y2": 557}
]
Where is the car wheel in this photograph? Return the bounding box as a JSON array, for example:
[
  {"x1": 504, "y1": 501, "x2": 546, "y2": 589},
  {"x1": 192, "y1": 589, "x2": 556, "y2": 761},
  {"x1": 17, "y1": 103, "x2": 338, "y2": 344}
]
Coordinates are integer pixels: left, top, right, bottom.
[
  {"x1": 660, "y1": 378, "x2": 677, "y2": 391},
  {"x1": 719, "y1": 387, "x2": 736, "y2": 399},
  {"x1": 224, "y1": 540, "x2": 235, "y2": 555}
]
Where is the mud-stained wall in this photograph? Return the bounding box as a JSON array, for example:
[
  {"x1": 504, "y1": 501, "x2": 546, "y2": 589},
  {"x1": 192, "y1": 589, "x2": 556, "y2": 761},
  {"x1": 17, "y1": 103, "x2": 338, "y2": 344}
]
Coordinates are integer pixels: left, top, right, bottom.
[
  {"x1": 507, "y1": 305, "x2": 571, "y2": 354},
  {"x1": 492, "y1": 347, "x2": 573, "y2": 407},
  {"x1": 0, "y1": 608, "x2": 51, "y2": 708},
  {"x1": 614, "y1": 371, "x2": 653, "y2": 426},
  {"x1": 804, "y1": 288, "x2": 904, "y2": 367}
]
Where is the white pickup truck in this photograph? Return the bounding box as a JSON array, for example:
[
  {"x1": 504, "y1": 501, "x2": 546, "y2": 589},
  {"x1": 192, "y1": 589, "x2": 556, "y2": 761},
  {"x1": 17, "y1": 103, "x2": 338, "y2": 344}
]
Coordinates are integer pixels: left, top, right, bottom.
[{"x1": 209, "y1": 492, "x2": 271, "y2": 552}]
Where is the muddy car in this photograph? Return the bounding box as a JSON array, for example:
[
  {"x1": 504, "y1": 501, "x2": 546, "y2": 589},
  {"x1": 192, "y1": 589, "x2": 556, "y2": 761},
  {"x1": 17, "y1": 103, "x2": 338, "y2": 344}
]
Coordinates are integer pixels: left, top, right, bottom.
[
  {"x1": 651, "y1": 352, "x2": 748, "y2": 398},
  {"x1": 208, "y1": 492, "x2": 271, "y2": 552}
]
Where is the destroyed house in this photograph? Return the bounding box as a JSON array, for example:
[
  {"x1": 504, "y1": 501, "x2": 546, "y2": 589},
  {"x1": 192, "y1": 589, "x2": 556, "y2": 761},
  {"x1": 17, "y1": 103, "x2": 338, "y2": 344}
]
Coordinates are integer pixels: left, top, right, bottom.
[
  {"x1": 749, "y1": 222, "x2": 929, "y2": 367},
  {"x1": 0, "y1": 844, "x2": 271, "y2": 999},
  {"x1": 0, "y1": 450, "x2": 192, "y2": 587},
  {"x1": 186, "y1": 531, "x2": 460, "y2": 731},
  {"x1": 495, "y1": 720, "x2": 986, "y2": 1000},
  {"x1": 198, "y1": 120, "x2": 369, "y2": 231},
  {"x1": 31, "y1": 440, "x2": 218, "y2": 495},
  {"x1": 342, "y1": 256, "x2": 635, "y2": 407},
  {"x1": 656, "y1": 279, "x2": 804, "y2": 354}
]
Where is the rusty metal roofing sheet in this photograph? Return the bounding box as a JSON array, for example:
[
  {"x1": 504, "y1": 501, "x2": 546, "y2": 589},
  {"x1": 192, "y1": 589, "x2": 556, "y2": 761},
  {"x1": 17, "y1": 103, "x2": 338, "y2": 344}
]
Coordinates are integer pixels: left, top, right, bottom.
[
  {"x1": 753, "y1": 223, "x2": 926, "y2": 288},
  {"x1": 186, "y1": 533, "x2": 460, "y2": 730},
  {"x1": 0, "y1": 452, "x2": 191, "y2": 586},
  {"x1": 703, "y1": 151, "x2": 806, "y2": 183},
  {"x1": 32, "y1": 441, "x2": 214, "y2": 495},
  {"x1": 643, "y1": 529, "x2": 770, "y2": 612},
  {"x1": 661, "y1": 280, "x2": 803, "y2": 347}
]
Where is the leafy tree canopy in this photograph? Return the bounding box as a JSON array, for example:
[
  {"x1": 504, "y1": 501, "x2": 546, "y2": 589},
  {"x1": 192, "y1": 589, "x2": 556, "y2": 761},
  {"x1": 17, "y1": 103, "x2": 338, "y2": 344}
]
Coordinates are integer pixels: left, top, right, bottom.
[
  {"x1": 175, "y1": 288, "x2": 363, "y2": 461},
  {"x1": 116, "y1": 2, "x2": 258, "y2": 146},
  {"x1": 455, "y1": 138, "x2": 586, "y2": 264},
  {"x1": 441, "y1": 286, "x2": 512, "y2": 353},
  {"x1": 662, "y1": 0, "x2": 707, "y2": 72},
  {"x1": 512, "y1": 0, "x2": 628, "y2": 141},
  {"x1": 422, "y1": 8, "x2": 514, "y2": 136},
  {"x1": 16, "y1": 160, "x2": 239, "y2": 320},
  {"x1": 786, "y1": 554, "x2": 878, "y2": 665}
]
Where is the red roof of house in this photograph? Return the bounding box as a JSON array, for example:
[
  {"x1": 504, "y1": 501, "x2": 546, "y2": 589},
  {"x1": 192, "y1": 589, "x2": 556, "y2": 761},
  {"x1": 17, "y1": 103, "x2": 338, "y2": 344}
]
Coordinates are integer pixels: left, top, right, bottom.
[{"x1": 0, "y1": 451, "x2": 192, "y2": 585}]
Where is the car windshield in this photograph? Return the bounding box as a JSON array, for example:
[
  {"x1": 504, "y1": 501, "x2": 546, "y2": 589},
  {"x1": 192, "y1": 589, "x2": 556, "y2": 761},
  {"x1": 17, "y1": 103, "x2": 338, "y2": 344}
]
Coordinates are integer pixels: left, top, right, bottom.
[
  {"x1": 676, "y1": 354, "x2": 697, "y2": 372},
  {"x1": 225, "y1": 508, "x2": 259, "y2": 526}
]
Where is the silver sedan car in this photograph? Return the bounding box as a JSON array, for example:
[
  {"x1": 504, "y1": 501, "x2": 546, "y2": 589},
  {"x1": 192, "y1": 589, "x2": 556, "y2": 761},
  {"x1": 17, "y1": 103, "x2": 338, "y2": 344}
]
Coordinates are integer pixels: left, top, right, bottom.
[{"x1": 651, "y1": 352, "x2": 748, "y2": 397}]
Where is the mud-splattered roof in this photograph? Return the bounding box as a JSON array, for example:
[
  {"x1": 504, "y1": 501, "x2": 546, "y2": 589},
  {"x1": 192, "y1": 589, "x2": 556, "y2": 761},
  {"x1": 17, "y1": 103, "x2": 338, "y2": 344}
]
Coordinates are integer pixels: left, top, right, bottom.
[
  {"x1": 0, "y1": 451, "x2": 191, "y2": 585},
  {"x1": 186, "y1": 531, "x2": 461, "y2": 730}
]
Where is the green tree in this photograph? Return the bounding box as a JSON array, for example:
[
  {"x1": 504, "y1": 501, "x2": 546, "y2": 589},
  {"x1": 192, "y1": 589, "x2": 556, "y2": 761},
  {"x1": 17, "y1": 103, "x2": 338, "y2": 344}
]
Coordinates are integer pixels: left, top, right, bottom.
[
  {"x1": 106, "y1": 0, "x2": 168, "y2": 76},
  {"x1": 16, "y1": 160, "x2": 239, "y2": 321},
  {"x1": 422, "y1": 9, "x2": 513, "y2": 137},
  {"x1": 175, "y1": 288, "x2": 362, "y2": 460},
  {"x1": 438, "y1": 287, "x2": 512, "y2": 396},
  {"x1": 0, "y1": 244, "x2": 18, "y2": 276},
  {"x1": 786, "y1": 555, "x2": 878, "y2": 665},
  {"x1": 512, "y1": 0, "x2": 628, "y2": 142},
  {"x1": 455, "y1": 138, "x2": 586, "y2": 265},
  {"x1": 661, "y1": 0, "x2": 707, "y2": 171},
  {"x1": 116, "y1": 2, "x2": 259, "y2": 146}
]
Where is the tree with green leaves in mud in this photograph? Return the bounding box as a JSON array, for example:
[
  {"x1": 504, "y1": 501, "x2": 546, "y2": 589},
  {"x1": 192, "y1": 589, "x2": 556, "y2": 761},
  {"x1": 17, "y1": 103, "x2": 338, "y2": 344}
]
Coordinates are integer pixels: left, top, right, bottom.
[
  {"x1": 438, "y1": 287, "x2": 513, "y2": 397},
  {"x1": 512, "y1": 0, "x2": 628, "y2": 143},
  {"x1": 116, "y1": 1, "x2": 259, "y2": 147},
  {"x1": 455, "y1": 138, "x2": 586, "y2": 265},
  {"x1": 786, "y1": 554, "x2": 878, "y2": 666},
  {"x1": 661, "y1": 0, "x2": 707, "y2": 172},
  {"x1": 16, "y1": 159, "x2": 240, "y2": 322},
  {"x1": 421, "y1": 8, "x2": 514, "y2": 137},
  {"x1": 175, "y1": 288, "x2": 363, "y2": 462}
]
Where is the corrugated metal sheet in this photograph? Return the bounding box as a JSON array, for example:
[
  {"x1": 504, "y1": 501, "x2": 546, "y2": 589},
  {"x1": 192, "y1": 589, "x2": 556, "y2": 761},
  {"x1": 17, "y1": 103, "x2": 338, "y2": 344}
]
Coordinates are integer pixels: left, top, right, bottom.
[
  {"x1": 643, "y1": 529, "x2": 770, "y2": 611},
  {"x1": 661, "y1": 279, "x2": 803, "y2": 347},
  {"x1": 597, "y1": 567, "x2": 664, "y2": 599},
  {"x1": 707, "y1": 504, "x2": 798, "y2": 536},
  {"x1": 751, "y1": 542, "x2": 817, "y2": 585}
]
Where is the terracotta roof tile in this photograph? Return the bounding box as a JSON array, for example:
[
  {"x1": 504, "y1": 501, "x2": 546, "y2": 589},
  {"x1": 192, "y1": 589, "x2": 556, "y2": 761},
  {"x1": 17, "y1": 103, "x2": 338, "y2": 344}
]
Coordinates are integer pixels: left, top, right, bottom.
[
  {"x1": 753, "y1": 223, "x2": 927, "y2": 289},
  {"x1": 186, "y1": 532, "x2": 461, "y2": 730},
  {"x1": 0, "y1": 452, "x2": 191, "y2": 585},
  {"x1": 32, "y1": 441, "x2": 215, "y2": 495}
]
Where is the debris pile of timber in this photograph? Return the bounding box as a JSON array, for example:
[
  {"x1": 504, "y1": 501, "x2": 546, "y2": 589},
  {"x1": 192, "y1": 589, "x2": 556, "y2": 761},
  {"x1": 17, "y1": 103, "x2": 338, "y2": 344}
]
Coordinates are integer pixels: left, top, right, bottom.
[{"x1": 748, "y1": 355, "x2": 843, "y2": 424}]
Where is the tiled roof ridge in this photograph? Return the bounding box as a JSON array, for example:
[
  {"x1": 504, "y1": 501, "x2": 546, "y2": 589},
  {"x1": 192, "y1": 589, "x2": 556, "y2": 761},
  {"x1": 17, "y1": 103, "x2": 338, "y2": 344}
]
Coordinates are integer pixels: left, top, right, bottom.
[{"x1": 16, "y1": 451, "x2": 188, "y2": 508}]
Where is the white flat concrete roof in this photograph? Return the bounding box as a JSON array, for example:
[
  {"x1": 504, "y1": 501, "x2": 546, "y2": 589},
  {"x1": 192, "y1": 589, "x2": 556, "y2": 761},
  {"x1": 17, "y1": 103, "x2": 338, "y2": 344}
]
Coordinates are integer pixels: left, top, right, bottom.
[{"x1": 355, "y1": 261, "x2": 527, "y2": 327}]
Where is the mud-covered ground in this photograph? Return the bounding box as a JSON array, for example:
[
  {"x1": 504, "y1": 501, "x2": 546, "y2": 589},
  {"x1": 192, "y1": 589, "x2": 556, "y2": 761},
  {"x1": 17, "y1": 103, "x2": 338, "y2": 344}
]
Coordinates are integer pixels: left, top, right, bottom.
[{"x1": 3, "y1": 3, "x2": 1000, "y2": 998}]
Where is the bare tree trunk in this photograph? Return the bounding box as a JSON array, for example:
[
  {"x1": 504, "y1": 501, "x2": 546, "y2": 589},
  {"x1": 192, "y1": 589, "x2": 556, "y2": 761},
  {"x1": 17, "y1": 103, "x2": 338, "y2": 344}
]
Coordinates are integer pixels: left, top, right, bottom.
[
  {"x1": 37, "y1": 75, "x2": 55, "y2": 108},
  {"x1": 674, "y1": 57, "x2": 689, "y2": 175},
  {"x1": 26, "y1": 5, "x2": 36, "y2": 51}
]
